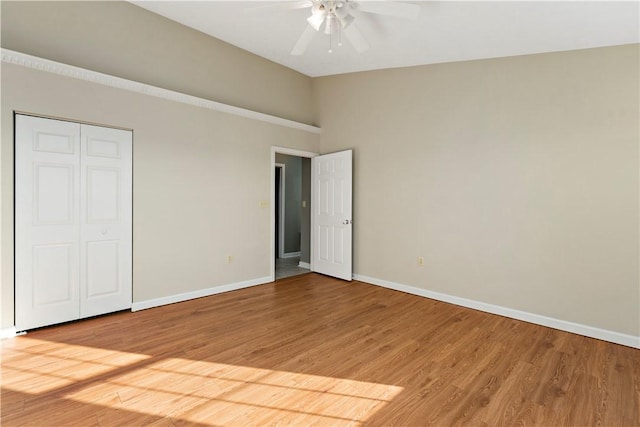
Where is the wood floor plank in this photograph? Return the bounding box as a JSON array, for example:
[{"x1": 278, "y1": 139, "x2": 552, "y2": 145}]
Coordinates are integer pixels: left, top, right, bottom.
[{"x1": 2, "y1": 273, "x2": 638, "y2": 426}]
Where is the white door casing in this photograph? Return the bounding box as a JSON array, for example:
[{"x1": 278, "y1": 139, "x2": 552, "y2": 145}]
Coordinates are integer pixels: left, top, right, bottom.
[
  {"x1": 270, "y1": 146, "x2": 318, "y2": 281},
  {"x1": 275, "y1": 163, "x2": 286, "y2": 259},
  {"x1": 311, "y1": 150, "x2": 353, "y2": 281},
  {"x1": 15, "y1": 115, "x2": 132, "y2": 330}
]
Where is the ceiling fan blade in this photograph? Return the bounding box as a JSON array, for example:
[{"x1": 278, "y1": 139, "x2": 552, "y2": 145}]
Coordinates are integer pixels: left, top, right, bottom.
[
  {"x1": 356, "y1": 1, "x2": 420, "y2": 20},
  {"x1": 247, "y1": 1, "x2": 313, "y2": 14},
  {"x1": 291, "y1": 25, "x2": 317, "y2": 55},
  {"x1": 343, "y1": 24, "x2": 370, "y2": 53},
  {"x1": 279, "y1": 0, "x2": 314, "y2": 10}
]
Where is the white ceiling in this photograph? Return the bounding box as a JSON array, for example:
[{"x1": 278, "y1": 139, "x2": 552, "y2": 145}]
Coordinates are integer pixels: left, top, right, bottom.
[{"x1": 132, "y1": 1, "x2": 639, "y2": 77}]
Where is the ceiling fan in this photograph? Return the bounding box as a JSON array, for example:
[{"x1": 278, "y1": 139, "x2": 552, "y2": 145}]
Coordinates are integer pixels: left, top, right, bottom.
[{"x1": 281, "y1": 0, "x2": 421, "y2": 55}]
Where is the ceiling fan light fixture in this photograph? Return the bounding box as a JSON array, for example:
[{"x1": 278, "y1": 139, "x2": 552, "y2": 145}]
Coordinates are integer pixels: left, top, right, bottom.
[
  {"x1": 307, "y1": 12, "x2": 325, "y2": 31},
  {"x1": 334, "y1": 3, "x2": 348, "y2": 18},
  {"x1": 338, "y1": 13, "x2": 354, "y2": 29},
  {"x1": 324, "y1": 15, "x2": 335, "y2": 35},
  {"x1": 295, "y1": 0, "x2": 415, "y2": 55}
]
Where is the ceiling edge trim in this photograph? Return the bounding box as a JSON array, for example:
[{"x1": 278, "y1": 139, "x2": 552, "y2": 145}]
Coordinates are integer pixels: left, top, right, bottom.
[{"x1": 1, "y1": 49, "x2": 322, "y2": 135}]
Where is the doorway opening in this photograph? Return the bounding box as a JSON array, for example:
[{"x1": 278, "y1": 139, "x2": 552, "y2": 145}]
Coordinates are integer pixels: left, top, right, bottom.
[
  {"x1": 275, "y1": 163, "x2": 284, "y2": 260},
  {"x1": 271, "y1": 147, "x2": 317, "y2": 281}
]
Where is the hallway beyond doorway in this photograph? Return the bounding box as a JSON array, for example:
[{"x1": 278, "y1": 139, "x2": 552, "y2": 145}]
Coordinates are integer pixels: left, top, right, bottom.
[{"x1": 275, "y1": 257, "x2": 309, "y2": 280}]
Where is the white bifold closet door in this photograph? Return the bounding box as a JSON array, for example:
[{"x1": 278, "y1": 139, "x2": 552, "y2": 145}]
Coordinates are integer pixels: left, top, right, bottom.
[{"x1": 15, "y1": 115, "x2": 132, "y2": 331}]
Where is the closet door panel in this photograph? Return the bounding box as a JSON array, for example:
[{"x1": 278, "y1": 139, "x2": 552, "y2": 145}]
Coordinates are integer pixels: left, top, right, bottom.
[
  {"x1": 80, "y1": 124, "x2": 132, "y2": 317},
  {"x1": 15, "y1": 115, "x2": 81, "y2": 330}
]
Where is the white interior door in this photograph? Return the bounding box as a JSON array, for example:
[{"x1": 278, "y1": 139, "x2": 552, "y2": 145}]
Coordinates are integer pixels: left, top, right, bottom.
[
  {"x1": 311, "y1": 150, "x2": 353, "y2": 281},
  {"x1": 15, "y1": 115, "x2": 81, "y2": 330},
  {"x1": 80, "y1": 124, "x2": 132, "y2": 317},
  {"x1": 15, "y1": 115, "x2": 132, "y2": 331}
]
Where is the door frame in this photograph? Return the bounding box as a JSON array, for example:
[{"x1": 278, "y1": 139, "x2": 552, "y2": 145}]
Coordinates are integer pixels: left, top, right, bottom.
[
  {"x1": 270, "y1": 146, "x2": 318, "y2": 282},
  {"x1": 274, "y1": 163, "x2": 286, "y2": 259}
]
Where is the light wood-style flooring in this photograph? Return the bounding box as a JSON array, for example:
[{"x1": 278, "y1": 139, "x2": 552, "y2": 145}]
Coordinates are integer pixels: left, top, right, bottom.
[{"x1": 2, "y1": 273, "x2": 638, "y2": 426}]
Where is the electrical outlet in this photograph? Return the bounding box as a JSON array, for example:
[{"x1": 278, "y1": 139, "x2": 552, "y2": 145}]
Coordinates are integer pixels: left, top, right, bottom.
[
  {"x1": 259, "y1": 200, "x2": 269, "y2": 208},
  {"x1": 417, "y1": 256, "x2": 424, "y2": 267},
  {"x1": 226, "y1": 255, "x2": 233, "y2": 264}
]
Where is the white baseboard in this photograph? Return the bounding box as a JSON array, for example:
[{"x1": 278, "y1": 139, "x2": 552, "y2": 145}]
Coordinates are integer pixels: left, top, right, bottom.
[
  {"x1": 1, "y1": 326, "x2": 17, "y2": 339},
  {"x1": 131, "y1": 276, "x2": 272, "y2": 312},
  {"x1": 281, "y1": 252, "x2": 301, "y2": 259},
  {"x1": 353, "y1": 274, "x2": 640, "y2": 349},
  {"x1": 298, "y1": 261, "x2": 311, "y2": 269}
]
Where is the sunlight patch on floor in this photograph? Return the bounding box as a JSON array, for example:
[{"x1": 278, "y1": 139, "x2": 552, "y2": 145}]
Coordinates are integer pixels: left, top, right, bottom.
[
  {"x1": 1, "y1": 338, "x2": 150, "y2": 394},
  {"x1": 2, "y1": 338, "x2": 404, "y2": 425},
  {"x1": 69, "y1": 358, "x2": 404, "y2": 424}
]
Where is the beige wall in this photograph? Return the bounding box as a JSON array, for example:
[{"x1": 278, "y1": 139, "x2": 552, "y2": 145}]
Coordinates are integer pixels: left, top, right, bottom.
[
  {"x1": 300, "y1": 158, "x2": 312, "y2": 264},
  {"x1": 2, "y1": 1, "x2": 638, "y2": 341},
  {"x1": 1, "y1": 1, "x2": 315, "y2": 125},
  {"x1": 313, "y1": 45, "x2": 639, "y2": 337},
  {"x1": 1, "y1": 0, "x2": 319, "y2": 329},
  {"x1": 1, "y1": 64, "x2": 318, "y2": 328}
]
